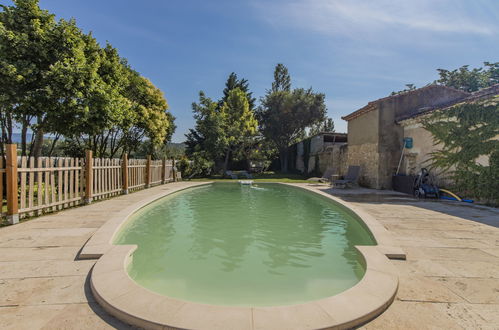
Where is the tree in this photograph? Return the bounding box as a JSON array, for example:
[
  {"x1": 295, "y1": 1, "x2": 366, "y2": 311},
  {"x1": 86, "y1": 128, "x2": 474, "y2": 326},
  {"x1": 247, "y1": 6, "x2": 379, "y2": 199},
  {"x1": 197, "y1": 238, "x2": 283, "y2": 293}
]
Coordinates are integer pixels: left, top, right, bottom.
[
  {"x1": 30, "y1": 21, "x2": 104, "y2": 158},
  {"x1": 0, "y1": 0, "x2": 174, "y2": 159},
  {"x1": 66, "y1": 68, "x2": 174, "y2": 158},
  {"x1": 271, "y1": 63, "x2": 291, "y2": 93},
  {"x1": 219, "y1": 88, "x2": 258, "y2": 172},
  {"x1": 435, "y1": 62, "x2": 499, "y2": 92},
  {"x1": 308, "y1": 117, "x2": 335, "y2": 137},
  {"x1": 0, "y1": 0, "x2": 59, "y2": 156},
  {"x1": 220, "y1": 72, "x2": 256, "y2": 111},
  {"x1": 185, "y1": 92, "x2": 226, "y2": 162},
  {"x1": 186, "y1": 88, "x2": 258, "y2": 174},
  {"x1": 257, "y1": 64, "x2": 326, "y2": 172},
  {"x1": 0, "y1": 0, "x2": 107, "y2": 157},
  {"x1": 424, "y1": 95, "x2": 499, "y2": 205}
]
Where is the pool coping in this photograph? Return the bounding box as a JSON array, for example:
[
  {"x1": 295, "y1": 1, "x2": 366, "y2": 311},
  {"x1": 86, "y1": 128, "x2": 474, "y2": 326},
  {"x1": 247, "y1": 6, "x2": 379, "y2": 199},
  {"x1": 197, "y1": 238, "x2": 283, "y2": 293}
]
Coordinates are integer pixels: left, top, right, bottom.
[{"x1": 87, "y1": 182, "x2": 403, "y2": 329}]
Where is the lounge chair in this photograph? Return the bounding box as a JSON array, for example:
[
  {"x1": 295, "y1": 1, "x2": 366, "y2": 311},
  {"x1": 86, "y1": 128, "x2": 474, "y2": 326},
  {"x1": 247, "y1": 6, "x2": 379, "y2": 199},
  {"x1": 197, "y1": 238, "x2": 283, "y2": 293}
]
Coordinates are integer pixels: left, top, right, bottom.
[
  {"x1": 333, "y1": 166, "x2": 360, "y2": 188},
  {"x1": 240, "y1": 170, "x2": 253, "y2": 179},
  {"x1": 225, "y1": 170, "x2": 238, "y2": 179}
]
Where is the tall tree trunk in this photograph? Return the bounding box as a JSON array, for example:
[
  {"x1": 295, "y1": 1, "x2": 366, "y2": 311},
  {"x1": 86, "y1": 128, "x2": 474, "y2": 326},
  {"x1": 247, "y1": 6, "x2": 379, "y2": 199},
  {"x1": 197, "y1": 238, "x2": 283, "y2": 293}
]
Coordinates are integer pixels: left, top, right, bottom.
[
  {"x1": 48, "y1": 134, "x2": 60, "y2": 157},
  {"x1": 31, "y1": 126, "x2": 45, "y2": 159},
  {"x1": 6, "y1": 112, "x2": 13, "y2": 144},
  {"x1": 223, "y1": 149, "x2": 231, "y2": 174},
  {"x1": 20, "y1": 122, "x2": 28, "y2": 157},
  {"x1": 0, "y1": 121, "x2": 5, "y2": 158}
]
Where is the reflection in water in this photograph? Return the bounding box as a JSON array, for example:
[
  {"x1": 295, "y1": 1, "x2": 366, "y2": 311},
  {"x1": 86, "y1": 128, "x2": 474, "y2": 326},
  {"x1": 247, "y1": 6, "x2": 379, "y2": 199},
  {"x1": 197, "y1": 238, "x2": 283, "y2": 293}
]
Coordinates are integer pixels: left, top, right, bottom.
[{"x1": 115, "y1": 183, "x2": 376, "y2": 306}]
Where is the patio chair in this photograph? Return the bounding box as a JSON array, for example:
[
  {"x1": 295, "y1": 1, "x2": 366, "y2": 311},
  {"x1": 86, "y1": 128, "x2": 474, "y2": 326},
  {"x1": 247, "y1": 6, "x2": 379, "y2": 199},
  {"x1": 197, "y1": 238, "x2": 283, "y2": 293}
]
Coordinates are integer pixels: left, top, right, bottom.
[
  {"x1": 333, "y1": 166, "x2": 360, "y2": 188},
  {"x1": 240, "y1": 170, "x2": 253, "y2": 179},
  {"x1": 225, "y1": 170, "x2": 238, "y2": 179}
]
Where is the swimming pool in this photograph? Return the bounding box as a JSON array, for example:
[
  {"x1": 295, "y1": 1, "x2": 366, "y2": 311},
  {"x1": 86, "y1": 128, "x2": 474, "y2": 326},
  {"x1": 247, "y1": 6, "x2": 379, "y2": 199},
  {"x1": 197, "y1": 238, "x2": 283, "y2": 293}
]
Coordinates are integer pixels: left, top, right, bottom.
[{"x1": 114, "y1": 183, "x2": 376, "y2": 307}]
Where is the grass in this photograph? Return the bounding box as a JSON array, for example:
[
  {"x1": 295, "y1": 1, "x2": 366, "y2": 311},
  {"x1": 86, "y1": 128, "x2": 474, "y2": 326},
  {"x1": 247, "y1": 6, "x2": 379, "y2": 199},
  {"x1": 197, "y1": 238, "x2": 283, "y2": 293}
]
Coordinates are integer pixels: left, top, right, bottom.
[{"x1": 189, "y1": 171, "x2": 319, "y2": 183}]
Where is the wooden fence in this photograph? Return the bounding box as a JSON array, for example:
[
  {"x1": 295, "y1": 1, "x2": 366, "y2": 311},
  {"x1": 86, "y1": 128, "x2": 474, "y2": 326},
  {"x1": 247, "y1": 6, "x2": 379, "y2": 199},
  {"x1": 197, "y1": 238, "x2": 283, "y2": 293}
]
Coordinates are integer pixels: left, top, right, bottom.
[{"x1": 2, "y1": 144, "x2": 178, "y2": 224}]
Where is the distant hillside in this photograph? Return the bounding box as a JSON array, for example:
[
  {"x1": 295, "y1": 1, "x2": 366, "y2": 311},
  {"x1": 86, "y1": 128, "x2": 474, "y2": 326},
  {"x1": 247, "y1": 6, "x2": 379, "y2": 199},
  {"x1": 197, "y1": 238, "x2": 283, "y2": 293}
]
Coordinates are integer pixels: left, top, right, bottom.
[
  {"x1": 10, "y1": 133, "x2": 57, "y2": 143},
  {"x1": 168, "y1": 142, "x2": 186, "y2": 149},
  {"x1": 11, "y1": 132, "x2": 31, "y2": 143}
]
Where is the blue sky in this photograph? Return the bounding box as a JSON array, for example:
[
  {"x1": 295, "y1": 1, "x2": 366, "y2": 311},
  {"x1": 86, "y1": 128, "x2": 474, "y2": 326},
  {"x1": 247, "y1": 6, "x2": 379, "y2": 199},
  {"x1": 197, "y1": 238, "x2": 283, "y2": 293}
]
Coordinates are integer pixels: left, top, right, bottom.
[{"x1": 29, "y1": 1, "x2": 499, "y2": 141}]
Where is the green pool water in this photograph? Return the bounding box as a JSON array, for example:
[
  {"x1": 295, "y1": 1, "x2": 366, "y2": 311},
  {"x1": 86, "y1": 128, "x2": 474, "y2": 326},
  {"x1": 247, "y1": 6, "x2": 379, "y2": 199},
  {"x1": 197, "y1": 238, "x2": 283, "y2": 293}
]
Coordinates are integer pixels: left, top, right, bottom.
[{"x1": 114, "y1": 183, "x2": 376, "y2": 307}]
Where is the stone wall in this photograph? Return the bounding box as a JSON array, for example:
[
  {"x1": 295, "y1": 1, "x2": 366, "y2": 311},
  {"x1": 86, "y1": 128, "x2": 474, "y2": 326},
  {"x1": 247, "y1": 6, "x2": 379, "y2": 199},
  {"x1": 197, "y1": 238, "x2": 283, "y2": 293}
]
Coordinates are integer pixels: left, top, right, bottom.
[
  {"x1": 294, "y1": 138, "x2": 348, "y2": 177},
  {"x1": 346, "y1": 143, "x2": 380, "y2": 188},
  {"x1": 315, "y1": 143, "x2": 348, "y2": 175}
]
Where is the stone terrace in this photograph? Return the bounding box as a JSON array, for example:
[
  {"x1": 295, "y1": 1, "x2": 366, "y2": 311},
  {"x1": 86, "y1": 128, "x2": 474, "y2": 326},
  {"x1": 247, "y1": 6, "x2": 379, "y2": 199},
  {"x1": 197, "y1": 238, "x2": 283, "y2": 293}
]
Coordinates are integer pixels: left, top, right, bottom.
[{"x1": 0, "y1": 182, "x2": 498, "y2": 329}]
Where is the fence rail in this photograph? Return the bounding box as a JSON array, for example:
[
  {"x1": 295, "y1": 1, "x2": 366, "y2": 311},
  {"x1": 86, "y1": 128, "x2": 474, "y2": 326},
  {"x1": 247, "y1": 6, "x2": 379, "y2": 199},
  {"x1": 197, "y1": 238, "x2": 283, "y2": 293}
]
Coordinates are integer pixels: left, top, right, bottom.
[{"x1": 2, "y1": 144, "x2": 179, "y2": 224}]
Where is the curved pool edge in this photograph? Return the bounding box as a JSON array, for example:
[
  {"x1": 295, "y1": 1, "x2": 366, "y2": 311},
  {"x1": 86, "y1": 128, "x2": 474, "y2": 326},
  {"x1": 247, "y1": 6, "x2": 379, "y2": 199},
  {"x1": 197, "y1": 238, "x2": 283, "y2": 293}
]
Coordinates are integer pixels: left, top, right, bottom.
[
  {"x1": 87, "y1": 182, "x2": 404, "y2": 329},
  {"x1": 91, "y1": 244, "x2": 398, "y2": 330}
]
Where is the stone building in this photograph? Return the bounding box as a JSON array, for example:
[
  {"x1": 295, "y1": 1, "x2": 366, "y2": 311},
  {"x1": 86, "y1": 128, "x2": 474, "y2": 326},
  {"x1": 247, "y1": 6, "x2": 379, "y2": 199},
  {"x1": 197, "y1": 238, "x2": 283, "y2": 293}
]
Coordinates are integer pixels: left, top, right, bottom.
[
  {"x1": 293, "y1": 132, "x2": 347, "y2": 175},
  {"x1": 397, "y1": 84, "x2": 499, "y2": 183},
  {"x1": 288, "y1": 84, "x2": 498, "y2": 189},
  {"x1": 341, "y1": 85, "x2": 469, "y2": 189}
]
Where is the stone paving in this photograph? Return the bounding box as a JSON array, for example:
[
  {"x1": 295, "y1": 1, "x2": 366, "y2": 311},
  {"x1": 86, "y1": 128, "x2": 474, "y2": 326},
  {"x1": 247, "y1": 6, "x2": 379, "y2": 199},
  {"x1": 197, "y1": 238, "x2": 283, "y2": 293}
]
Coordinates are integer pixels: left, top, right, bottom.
[{"x1": 0, "y1": 182, "x2": 498, "y2": 329}]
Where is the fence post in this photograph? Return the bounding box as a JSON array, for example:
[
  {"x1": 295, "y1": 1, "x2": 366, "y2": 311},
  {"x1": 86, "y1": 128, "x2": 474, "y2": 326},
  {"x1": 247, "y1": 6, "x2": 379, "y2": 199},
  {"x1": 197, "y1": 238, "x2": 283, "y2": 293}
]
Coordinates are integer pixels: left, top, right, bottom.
[
  {"x1": 6, "y1": 144, "x2": 19, "y2": 224},
  {"x1": 161, "y1": 158, "x2": 166, "y2": 184},
  {"x1": 172, "y1": 158, "x2": 177, "y2": 182},
  {"x1": 84, "y1": 150, "x2": 93, "y2": 204},
  {"x1": 122, "y1": 153, "x2": 129, "y2": 194},
  {"x1": 145, "y1": 155, "x2": 151, "y2": 188}
]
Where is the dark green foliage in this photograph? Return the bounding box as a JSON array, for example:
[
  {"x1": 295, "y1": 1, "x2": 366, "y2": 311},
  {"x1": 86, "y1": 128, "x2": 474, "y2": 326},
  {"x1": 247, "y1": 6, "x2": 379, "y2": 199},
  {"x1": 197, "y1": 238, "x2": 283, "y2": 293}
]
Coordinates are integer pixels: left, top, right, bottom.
[
  {"x1": 271, "y1": 63, "x2": 291, "y2": 93},
  {"x1": 257, "y1": 64, "x2": 326, "y2": 172},
  {"x1": 308, "y1": 117, "x2": 335, "y2": 137},
  {"x1": 221, "y1": 72, "x2": 256, "y2": 110},
  {"x1": 435, "y1": 62, "x2": 499, "y2": 92},
  {"x1": 185, "y1": 85, "x2": 258, "y2": 175},
  {"x1": 178, "y1": 153, "x2": 214, "y2": 178},
  {"x1": 394, "y1": 62, "x2": 499, "y2": 96},
  {"x1": 424, "y1": 96, "x2": 499, "y2": 205},
  {"x1": 0, "y1": 0, "x2": 174, "y2": 158}
]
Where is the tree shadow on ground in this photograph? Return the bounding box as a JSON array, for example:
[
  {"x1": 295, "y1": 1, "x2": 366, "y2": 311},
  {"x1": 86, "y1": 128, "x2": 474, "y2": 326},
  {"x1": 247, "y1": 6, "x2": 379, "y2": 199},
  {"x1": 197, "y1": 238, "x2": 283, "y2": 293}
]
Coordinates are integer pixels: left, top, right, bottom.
[{"x1": 317, "y1": 186, "x2": 499, "y2": 229}]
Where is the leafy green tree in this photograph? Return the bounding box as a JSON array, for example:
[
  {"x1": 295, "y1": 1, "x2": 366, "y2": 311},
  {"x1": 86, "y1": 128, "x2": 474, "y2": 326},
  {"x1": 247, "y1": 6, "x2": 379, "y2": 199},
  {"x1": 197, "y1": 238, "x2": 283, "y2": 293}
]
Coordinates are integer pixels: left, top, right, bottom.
[
  {"x1": 484, "y1": 62, "x2": 499, "y2": 85},
  {"x1": 257, "y1": 64, "x2": 326, "y2": 172},
  {"x1": 0, "y1": 0, "x2": 104, "y2": 157},
  {"x1": 1, "y1": 0, "x2": 174, "y2": 159},
  {"x1": 435, "y1": 62, "x2": 499, "y2": 92},
  {"x1": 185, "y1": 92, "x2": 226, "y2": 162},
  {"x1": 271, "y1": 63, "x2": 291, "y2": 93},
  {"x1": 31, "y1": 22, "x2": 104, "y2": 158},
  {"x1": 424, "y1": 96, "x2": 499, "y2": 205},
  {"x1": 308, "y1": 117, "x2": 335, "y2": 137},
  {"x1": 63, "y1": 46, "x2": 174, "y2": 158},
  {"x1": 185, "y1": 87, "x2": 258, "y2": 174},
  {"x1": 221, "y1": 72, "x2": 256, "y2": 110},
  {"x1": 219, "y1": 88, "x2": 258, "y2": 172},
  {"x1": 0, "y1": 0, "x2": 60, "y2": 155}
]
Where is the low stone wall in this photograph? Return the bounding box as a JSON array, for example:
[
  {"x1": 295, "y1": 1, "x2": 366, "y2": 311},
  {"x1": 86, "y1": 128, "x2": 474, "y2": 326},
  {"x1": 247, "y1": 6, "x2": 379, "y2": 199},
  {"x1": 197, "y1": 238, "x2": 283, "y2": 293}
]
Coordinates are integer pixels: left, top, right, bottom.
[{"x1": 347, "y1": 143, "x2": 380, "y2": 188}]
